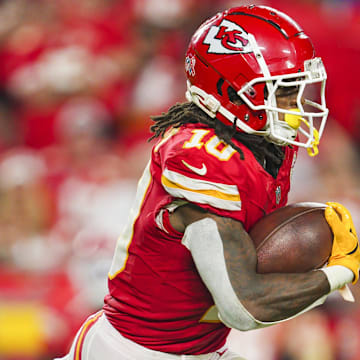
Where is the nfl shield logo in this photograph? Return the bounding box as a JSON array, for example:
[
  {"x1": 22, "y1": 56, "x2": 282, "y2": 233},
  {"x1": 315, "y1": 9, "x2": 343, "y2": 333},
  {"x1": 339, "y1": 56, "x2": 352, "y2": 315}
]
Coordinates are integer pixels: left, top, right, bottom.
[{"x1": 275, "y1": 186, "x2": 281, "y2": 205}]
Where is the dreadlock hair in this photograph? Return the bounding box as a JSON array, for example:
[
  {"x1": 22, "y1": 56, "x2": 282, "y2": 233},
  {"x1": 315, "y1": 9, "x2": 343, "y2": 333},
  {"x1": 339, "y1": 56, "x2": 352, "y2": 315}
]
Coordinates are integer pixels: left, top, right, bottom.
[{"x1": 149, "y1": 102, "x2": 285, "y2": 178}]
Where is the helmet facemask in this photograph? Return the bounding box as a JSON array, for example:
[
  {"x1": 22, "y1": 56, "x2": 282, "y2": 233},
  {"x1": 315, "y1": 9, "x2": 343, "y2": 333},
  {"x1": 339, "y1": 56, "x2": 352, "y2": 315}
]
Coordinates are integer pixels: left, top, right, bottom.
[{"x1": 238, "y1": 57, "x2": 328, "y2": 156}]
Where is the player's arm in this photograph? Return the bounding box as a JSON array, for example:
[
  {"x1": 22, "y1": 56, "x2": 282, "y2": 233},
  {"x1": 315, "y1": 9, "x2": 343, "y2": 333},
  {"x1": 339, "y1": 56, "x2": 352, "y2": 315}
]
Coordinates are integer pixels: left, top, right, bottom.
[{"x1": 171, "y1": 203, "x2": 358, "y2": 329}]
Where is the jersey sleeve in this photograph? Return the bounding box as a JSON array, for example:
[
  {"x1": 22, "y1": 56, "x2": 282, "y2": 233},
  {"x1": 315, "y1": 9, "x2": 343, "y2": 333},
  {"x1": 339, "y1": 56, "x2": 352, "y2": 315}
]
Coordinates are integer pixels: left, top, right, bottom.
[{"x1": 157, "y1": 128, "x2": 249, "y2": 223}]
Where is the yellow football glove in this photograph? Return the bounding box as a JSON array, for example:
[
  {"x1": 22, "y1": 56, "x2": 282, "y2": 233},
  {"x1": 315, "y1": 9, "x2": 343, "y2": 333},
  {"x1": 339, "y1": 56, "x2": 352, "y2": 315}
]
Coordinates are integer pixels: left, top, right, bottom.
[{"x1": 325, "y1": 202, "x2": 360, "y2": 284}]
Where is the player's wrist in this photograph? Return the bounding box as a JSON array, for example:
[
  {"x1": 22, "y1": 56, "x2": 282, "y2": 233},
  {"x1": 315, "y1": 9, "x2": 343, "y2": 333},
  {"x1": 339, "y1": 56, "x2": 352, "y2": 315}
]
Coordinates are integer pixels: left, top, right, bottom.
[
  {"x1": 327, "y1": 255, "x2": 359, "y2": 284},
  {"x1": 320, "y1": 265, "x2": 354, "y2": 291}
]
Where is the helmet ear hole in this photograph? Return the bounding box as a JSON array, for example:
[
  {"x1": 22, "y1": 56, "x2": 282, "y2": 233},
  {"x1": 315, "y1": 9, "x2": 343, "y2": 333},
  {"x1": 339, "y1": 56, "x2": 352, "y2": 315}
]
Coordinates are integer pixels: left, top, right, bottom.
[{"x1": 216, "y1": 78, "x2": 225, "y2": 96}]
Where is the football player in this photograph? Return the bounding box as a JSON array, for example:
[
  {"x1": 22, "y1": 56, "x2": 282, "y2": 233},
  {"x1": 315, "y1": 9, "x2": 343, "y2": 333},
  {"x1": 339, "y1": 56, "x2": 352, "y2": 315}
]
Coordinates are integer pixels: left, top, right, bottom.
[{"x1": 56, "y1": 5, "x2": 360, "y2": 360}]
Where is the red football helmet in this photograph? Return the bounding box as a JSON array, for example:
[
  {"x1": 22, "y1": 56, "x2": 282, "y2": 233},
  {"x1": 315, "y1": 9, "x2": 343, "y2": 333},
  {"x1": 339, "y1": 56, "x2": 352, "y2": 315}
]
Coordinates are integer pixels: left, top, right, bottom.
[{"x1": 185, "y1": 5, "x2": 328, "y2": 155}]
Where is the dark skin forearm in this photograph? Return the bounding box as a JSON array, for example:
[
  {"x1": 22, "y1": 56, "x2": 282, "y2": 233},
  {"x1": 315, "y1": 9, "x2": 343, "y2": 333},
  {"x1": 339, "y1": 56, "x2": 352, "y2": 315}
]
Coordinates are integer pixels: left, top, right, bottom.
[
  {"x1": 170, "y1": 204, "x2": 330, "y2": 322},
  {"x1": 216, "y1": 214, "x2": 329, "y2": 321}
]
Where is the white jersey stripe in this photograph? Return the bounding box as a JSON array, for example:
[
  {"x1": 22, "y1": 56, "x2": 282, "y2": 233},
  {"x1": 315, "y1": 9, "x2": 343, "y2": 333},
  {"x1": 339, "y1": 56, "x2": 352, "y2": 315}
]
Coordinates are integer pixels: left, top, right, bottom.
[
  {"x1": 162, "y1": 175, "x2": 240, "y2": 202},
  {"x1": 163, "y1": 168, "x2": 240, "y2": 195},
  {"x1": 162, "y1": 181, "x2": 241, "y2": 211},
  {"x1": 162, "y1": 168, "x2": 241, "y2": 211}
]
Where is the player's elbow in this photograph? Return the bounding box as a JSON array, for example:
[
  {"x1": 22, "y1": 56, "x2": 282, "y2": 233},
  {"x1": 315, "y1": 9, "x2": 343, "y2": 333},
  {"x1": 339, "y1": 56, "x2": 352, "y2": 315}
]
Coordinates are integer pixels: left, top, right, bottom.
[
  {"x1": 215, "y1": 297, "x2": 265, "y2": 331},
  {"x1": 217, "y1": 306, "x2": 261, "y2": 331}
]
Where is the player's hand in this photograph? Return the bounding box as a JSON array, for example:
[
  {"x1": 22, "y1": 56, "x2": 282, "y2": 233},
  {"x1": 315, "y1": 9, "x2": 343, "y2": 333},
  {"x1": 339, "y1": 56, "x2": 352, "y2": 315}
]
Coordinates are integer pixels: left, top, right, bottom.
[{"x1": 325, "y1": 202, "x2": 360, "y2": 284}]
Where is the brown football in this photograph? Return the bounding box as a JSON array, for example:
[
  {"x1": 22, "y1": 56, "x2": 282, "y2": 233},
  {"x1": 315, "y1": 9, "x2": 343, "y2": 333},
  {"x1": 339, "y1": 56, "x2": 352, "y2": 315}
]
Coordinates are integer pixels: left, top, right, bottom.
[{"x1": 249, "y1": 202, "x2": 333, "y2": 274}]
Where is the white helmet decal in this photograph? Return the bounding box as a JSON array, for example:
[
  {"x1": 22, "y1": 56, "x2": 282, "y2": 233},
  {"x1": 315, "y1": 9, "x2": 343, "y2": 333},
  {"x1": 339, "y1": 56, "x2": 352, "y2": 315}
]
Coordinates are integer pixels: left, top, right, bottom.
[{"x1": 203, "y1": 19, "x2": 253, "y2": 54}]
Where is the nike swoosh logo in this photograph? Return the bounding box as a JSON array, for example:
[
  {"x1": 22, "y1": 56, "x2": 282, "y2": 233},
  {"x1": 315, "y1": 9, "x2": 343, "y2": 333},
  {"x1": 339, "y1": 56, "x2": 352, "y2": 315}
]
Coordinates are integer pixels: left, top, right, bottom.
[
  {"x1": 216, "y1": 349, "x2": 228, "y2": 357},
  {"x1": 181, "y1": 160, "x2": 207, "y2": 176}
]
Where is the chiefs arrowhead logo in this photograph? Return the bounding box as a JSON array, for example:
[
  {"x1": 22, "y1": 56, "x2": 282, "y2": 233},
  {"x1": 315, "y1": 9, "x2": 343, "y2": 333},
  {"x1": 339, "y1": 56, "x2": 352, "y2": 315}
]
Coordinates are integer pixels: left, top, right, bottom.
[{"x1": 204, "y1": 19, "x2": 253, "y2": 54}]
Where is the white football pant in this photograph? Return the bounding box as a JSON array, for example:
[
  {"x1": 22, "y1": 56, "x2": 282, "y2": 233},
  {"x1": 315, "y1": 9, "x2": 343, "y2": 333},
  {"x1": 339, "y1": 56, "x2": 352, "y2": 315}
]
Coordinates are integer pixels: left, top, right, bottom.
[{"x1": 54, "y1": 311, "x2": 245, "y2": 360}]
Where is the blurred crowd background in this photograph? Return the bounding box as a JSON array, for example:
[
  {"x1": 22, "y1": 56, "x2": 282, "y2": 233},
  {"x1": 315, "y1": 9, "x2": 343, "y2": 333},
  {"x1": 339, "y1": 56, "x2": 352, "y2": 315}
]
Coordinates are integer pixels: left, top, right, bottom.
[{"x1": 0, "y1": 0, "x2": 359, "y2": 359}]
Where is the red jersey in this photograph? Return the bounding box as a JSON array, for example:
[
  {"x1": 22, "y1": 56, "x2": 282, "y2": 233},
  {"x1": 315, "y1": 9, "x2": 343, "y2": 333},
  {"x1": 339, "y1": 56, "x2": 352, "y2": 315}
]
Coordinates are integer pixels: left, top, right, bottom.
[{"x1": 103, "y1": 123, "x2": 297, "y2": 354}]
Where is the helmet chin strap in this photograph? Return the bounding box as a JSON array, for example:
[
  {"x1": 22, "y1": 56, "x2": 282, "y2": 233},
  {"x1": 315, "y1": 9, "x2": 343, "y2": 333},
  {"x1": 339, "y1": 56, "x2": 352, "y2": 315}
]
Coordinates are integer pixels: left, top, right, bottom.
[
  {"x1": 265, "y1": 121, "x2": 298, "y2": 146},
  {"x1": 263, "y1": 108, "x2": 320, "y2": 156},
  {"x1": 284, "y1": 108, "x2": 319, "y2": 156}
]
